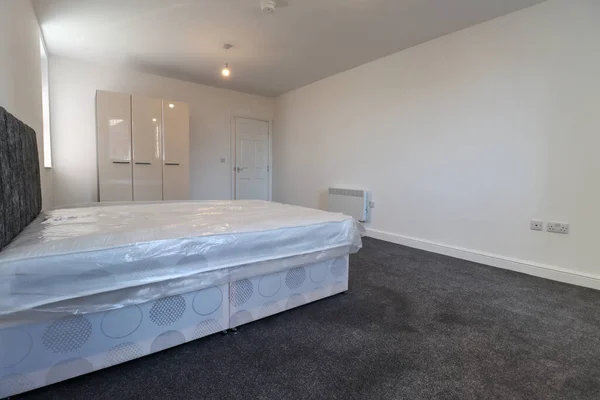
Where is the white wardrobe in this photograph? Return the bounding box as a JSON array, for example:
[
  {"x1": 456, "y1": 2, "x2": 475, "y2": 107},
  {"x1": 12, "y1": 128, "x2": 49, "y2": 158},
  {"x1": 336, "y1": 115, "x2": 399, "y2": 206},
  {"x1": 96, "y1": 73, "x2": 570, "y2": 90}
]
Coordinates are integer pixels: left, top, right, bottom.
[{"x1": 96, "y1": 91, "x2": 190, "y2": 201}]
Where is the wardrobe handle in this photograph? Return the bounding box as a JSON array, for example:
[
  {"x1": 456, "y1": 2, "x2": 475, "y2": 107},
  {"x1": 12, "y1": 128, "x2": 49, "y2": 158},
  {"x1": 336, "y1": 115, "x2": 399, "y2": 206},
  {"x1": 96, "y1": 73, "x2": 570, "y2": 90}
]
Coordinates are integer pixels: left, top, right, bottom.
[
  {"x1": 112, "y1": 161, "x2": 130, "y2": 164},
  {"x1": 135, "y1": 162, "x2": 151, "y2": 165},
  {"x1": 165, "y1": 163, "x2": 180, "y2": 166}
]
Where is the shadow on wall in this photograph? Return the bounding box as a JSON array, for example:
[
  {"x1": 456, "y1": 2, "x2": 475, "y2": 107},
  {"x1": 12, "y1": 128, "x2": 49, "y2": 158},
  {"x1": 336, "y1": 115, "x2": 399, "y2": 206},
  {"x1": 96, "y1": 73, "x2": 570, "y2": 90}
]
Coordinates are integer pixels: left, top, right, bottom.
[{"x1": 318, "y1": 190, "x2": 328, "y2": 211}]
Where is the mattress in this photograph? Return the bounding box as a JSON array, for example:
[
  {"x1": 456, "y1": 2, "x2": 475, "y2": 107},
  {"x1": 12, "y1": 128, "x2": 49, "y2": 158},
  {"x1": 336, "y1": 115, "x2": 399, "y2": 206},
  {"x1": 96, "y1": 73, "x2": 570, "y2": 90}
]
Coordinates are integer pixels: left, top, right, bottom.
[{"x1": 0, "y1": 200, "x2": 362, "y2": 321}]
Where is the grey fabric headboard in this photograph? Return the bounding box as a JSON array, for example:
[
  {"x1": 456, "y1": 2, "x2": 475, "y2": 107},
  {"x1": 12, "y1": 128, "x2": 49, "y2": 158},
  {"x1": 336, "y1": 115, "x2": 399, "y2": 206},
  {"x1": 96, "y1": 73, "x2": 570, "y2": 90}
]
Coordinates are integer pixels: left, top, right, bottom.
[{"x1": 0, "y1": 106, "x2": 42, "y2": 250}]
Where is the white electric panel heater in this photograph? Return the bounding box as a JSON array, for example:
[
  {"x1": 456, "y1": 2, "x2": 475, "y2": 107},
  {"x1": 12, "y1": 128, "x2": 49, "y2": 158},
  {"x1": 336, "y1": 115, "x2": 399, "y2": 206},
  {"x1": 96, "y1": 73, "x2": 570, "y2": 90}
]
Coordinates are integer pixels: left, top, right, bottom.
[{"x1": 328, "y1": 188, "x2": 370, "y2": 222}]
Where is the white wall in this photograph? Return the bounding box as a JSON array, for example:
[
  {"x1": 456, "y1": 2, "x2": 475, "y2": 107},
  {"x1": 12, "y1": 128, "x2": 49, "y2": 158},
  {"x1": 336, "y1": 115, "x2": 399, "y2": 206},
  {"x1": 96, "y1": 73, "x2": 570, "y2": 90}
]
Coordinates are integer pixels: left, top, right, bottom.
[
  {"x1": 274, "y1": 0, "x2": 600, "y2": 283},
  {"x1": 50, "y1": 57, "x2": 274, "y2": 206},
  {"x1": 0, "y1": 0, "x2": 53, "y2": 210}
]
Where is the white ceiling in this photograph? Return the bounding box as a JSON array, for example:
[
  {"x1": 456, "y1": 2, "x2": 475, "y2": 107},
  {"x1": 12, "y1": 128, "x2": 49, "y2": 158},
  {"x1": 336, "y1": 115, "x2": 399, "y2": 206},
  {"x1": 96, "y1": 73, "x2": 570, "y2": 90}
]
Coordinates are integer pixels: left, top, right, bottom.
[{"x1": 33, "y1": 0, "x2": 545, "y2": 97}]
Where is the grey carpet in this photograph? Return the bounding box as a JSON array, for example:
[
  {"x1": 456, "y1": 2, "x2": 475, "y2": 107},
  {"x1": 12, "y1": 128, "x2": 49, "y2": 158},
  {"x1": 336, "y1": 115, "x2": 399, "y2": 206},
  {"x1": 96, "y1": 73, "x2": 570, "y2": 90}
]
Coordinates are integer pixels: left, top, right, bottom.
[{"x1": 17, "y1": 238, "x2": 600, "y2": 400}]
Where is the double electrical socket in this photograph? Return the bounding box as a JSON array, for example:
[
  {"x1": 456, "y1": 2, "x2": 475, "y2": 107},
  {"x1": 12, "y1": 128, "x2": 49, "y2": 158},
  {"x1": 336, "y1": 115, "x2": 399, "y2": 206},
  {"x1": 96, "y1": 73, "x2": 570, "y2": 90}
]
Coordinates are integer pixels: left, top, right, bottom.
[
  {"x1": 547, "y1": 222, "x2": 569, "y2": 234},
  {"x1": 530, "y1": 220, "x2": 570, "y2": 235}
]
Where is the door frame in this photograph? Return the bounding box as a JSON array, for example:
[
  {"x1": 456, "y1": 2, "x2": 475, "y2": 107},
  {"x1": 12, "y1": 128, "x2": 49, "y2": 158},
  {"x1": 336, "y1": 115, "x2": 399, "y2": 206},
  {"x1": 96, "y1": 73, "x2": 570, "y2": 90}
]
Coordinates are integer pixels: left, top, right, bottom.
[{"x1": 230, "y1": 116, "x2": 272, "y2": 201}]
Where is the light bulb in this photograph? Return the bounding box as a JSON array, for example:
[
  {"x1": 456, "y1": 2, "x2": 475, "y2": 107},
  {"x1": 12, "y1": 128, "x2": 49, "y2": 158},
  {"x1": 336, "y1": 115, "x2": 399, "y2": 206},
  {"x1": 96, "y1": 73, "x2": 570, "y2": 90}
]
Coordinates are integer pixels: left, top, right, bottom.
[
  {"x1": 168, "y1": 103, "x2": 175, "y2": 108},
  {"x1": 222, "y1": 64, "x2": 230, "y2": 77}
]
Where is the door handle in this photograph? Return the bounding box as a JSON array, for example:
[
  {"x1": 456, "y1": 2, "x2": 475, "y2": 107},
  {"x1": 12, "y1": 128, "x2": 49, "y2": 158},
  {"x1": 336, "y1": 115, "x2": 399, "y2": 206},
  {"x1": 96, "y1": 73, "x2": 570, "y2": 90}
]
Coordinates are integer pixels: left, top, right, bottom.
[
  {"x1": 165, "y1": 162, "x2": 180, "y2": 166},
  {"x1": 235, "y1": 166, "x2": 247, "y2": 173},
  {"x1": 112, "y1": 161, "x2": 130, "y2": 164},
  {"x1": 135, "y1": 162, "x2": 151, "y2": 165}
]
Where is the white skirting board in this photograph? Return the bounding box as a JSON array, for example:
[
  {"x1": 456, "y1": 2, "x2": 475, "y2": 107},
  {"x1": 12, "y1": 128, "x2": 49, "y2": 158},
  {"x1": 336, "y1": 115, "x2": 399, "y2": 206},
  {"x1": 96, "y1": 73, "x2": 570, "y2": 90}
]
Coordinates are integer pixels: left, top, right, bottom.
[{"x1": 366, "y1": 228, "x2": 600, "y2": 291}]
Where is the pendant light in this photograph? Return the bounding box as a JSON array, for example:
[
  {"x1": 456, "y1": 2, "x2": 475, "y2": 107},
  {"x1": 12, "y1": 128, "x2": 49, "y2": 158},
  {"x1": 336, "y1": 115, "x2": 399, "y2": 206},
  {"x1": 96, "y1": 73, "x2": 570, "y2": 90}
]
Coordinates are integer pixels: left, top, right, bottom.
[{"x1": 222, "y1": 44, "x2": 232, "y2": 77}]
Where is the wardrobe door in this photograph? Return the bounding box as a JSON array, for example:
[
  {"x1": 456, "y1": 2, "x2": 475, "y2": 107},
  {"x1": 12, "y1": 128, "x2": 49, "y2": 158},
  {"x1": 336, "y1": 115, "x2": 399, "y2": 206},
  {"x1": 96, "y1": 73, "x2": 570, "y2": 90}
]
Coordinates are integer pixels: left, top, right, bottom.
[
  {"x1": 96, "y1": 90, "x2": 133, "y2": 201},
  {"x1": 132, "y1": 95, "x2": 163, "y2": 201},
  {"x1": 162, "y1": 100, "x2": 190, "y2": 200}
]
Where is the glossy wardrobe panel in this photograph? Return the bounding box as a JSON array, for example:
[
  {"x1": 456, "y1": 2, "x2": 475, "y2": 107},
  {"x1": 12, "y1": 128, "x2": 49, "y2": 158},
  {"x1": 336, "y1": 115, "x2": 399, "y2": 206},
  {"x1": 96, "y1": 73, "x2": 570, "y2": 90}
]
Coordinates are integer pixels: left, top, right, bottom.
[
  {"x1": 132, "y1": 95, "x2": 163, "y2": 201},
  {"x1": 162, "y1": 100, "x2": 190, "y2": 200},
  {"x1": 96, "y1": 90, "x2": 133, "y2": 201}
]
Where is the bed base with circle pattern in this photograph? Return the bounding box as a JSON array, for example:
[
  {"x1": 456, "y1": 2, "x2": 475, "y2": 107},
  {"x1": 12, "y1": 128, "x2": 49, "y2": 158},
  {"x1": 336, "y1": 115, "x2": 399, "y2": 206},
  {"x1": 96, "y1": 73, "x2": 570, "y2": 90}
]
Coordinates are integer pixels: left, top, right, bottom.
[{"x1": 0, "y1": 255, "x2": 349, "y2": 398}]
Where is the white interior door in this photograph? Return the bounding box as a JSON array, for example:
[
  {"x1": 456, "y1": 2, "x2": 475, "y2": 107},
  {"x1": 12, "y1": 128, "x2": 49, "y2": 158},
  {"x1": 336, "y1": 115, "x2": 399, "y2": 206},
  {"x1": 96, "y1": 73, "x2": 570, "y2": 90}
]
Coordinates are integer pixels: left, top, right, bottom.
[
  {"x1": 132, "y1": 95, "x2": 163, "y2": 201},
  {"x1": 235, "y1": 118, "x2": 269, "y2": 200}
]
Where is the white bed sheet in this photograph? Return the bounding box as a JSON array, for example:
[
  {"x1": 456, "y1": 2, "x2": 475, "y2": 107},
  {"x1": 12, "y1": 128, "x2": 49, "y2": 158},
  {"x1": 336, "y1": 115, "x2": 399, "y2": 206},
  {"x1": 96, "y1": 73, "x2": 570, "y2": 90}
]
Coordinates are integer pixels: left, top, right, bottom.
[{"x1": 0, "y1": 200, "x2": 362, "y2": 318}]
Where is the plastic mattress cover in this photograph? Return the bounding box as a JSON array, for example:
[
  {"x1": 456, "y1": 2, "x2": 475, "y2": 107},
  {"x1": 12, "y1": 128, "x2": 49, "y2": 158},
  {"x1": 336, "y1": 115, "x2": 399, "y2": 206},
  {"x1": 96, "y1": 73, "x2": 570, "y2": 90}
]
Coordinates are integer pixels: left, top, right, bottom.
[{"x1": 0, "y1": 200, "x2": 363, "y2": 323}]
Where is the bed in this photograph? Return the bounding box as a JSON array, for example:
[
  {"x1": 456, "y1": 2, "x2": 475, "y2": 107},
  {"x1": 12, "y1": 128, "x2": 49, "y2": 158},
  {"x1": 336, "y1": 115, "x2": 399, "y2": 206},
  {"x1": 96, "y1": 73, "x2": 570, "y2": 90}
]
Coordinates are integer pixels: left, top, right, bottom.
[{"x1": 0, "y1": 107, "x2": 363, "y2": 398}]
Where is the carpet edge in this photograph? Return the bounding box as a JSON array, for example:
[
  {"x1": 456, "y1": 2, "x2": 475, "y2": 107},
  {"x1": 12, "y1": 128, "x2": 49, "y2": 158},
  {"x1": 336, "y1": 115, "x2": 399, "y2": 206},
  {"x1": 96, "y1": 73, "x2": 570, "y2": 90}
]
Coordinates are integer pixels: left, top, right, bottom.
[{"x1": 366, "y1": 228, "x2": 600, "y2": 291}]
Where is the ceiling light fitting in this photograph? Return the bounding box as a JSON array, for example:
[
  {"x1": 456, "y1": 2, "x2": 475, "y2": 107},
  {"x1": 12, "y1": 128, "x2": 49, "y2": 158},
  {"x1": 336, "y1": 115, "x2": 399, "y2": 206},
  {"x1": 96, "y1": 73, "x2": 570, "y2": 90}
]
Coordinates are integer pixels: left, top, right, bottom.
[
  {"x1": 261, "y1": 0, "x2": 276, "y2": 14},
  {"x1": 222, "y1": 44, "x2": 232, "y2": 77},
  {"x1": 260, "y1": 0, "x2": 288, "y2": 14}
]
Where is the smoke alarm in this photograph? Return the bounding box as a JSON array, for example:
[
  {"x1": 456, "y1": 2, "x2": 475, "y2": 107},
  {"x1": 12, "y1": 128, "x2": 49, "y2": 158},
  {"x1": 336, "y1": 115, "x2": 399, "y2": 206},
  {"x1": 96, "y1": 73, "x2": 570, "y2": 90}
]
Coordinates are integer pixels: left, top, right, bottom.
[{"x1": 261, "y1": 0, "x2": 277, "y2": 14}]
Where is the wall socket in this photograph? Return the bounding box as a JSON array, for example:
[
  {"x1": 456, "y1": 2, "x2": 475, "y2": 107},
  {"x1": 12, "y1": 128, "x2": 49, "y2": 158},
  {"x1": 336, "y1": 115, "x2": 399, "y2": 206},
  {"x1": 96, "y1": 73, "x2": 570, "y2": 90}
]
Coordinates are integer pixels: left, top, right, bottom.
[
  {"x1": 547, "y1": 222, "x2": 569, "y2": 234},
  {"x1": 369, "y1": 201, "x2": 375, "y2": 209},
  {"x1": 530, "y1": 220, "x2": 544, "y2": 231}
]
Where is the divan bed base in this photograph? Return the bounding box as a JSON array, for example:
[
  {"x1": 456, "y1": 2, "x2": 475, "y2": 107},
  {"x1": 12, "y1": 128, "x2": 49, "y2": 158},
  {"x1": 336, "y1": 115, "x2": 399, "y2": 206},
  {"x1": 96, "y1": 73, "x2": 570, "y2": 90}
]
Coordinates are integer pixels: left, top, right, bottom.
[{"x1": 0, "y1": 256, "x2": 349, "y2": 398}]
